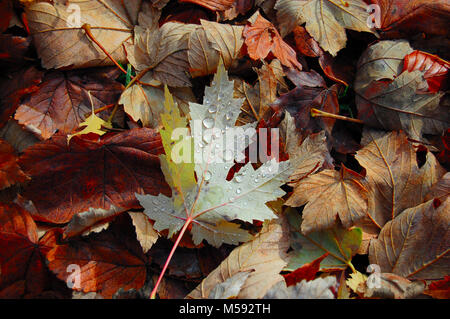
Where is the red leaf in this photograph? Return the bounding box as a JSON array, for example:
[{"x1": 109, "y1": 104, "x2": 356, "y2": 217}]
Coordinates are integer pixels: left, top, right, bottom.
[
  {"x1": 18, "y1": 128, "x2": 171, "y2": 224},
  {"x1": 402, "y1": 50, "x2": 449, "y2": 93},
  {"x1": 0, "y1": 138, "x2": 28, "y2": 190},
  {"x1": 283, "y1": 253, "x2": 329, "y2": 286},
  {"x1": 0, "y1": 203, "x2": 58, "y2": 298},
  {"x1": 244, "y1": 14, "x2": 302, "y2": 70},
  {"x1": 424, "y1": 276, "x2": 450, "y2": 299},
  {"x1": 47, "y1": 215, "x2": 148, "y2": 298},
  {"x1": 179, "y1": 0, "x2": 234, "y2": 11}
]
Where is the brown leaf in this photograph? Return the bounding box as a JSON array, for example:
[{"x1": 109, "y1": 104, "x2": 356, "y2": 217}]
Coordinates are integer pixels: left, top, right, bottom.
[
  {"x1": 244, "y1": 13, "x2": 302, "y2": 70},
  {"x1": 119, "y1": 84, "x2": 195, "y2": 128},
  {"x1": 201, "y1": 19, "x2": 244, "y2": 69},
  {"x1": 18, "y1": 128, "x2": 171, "y2": 224},
  {"x1": 275, "y1": 0, "x2": 374, "y2": 56},
  {"x1": 356, "y1": 130, "x2": 446, "y2": 229},
  {"x1": 425, "y1": 172, "x2": 449, "y2": 203},
  {"x1": 129, "y1": 211, "x2": 159, "y2": 253},
  {"x1": 369, "y1": 198, "x2": 449, "y2": 280},
  {"x1": 15, "y1": 68, "x2": 124, "y2": 140},
  {"x1": 279, "y1": 115, "x2": 332, "y2": 185},
  {"x1": 187, "y1": 218, "x2": 290, "y2": 299},
  {"x1": 126, "y1": 23, "x2": 194, "y2": 87},
  {"x1": 286, "y1": 165, "x2": 368, "y2": 234},
  {"x1": 234, "y1": 60, "x2": 285, "y2": 123},
  {"x1": 292, "y1": 26, "x2": 321, "y2": 58},
  {"x1": 25, "y1": 0, "x2": 142, "y2": 69}
]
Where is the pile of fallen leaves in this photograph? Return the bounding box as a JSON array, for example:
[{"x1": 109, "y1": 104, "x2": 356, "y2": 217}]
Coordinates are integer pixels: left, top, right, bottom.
[{"x1": 0, "y1": 0, "x2": 449, "y2": 299}]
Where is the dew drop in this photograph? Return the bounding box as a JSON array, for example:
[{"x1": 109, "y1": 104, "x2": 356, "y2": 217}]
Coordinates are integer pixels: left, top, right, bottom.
[
  {"x1": 208, "y1": 105, "x2": 217, "y2": 113},
  {"x1": 203, "y1": 134, "x2": 212, "y2": 144},
  {"x1": 203, "y1": 117, "x2": 214, "y2": 129},
  {"x1": 234, "y1": 175, "x2": 243, "y2": 183},
  {"x1": 225, "y1": 111, "x2": 233, "y2": 121},
  {"x1": 204, "y1": 170, "x2": 212, "y2": 181},
  {"x1": 236, "y1": 188, "x2": 241, "y2": 194}
]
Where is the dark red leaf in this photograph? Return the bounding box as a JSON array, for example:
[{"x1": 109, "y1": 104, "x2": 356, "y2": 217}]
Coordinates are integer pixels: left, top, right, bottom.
[
  {"x1": 0, "y1": 203, "x2": 58, "y2": 298},
  {"x1": 0, "y1": 138, "x2": 28, "y2": 190},
  {"x1": 283, "y1": 253, "x2": 329, "y2": 286},
  {"x1": 18, "y1": 128, "x2": 171, "y2": 224}
]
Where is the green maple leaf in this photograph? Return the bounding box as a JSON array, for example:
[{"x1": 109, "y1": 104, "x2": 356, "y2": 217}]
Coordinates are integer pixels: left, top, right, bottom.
[{"x1": 136, "y1": 60, "x2": 294, "y2": 247}]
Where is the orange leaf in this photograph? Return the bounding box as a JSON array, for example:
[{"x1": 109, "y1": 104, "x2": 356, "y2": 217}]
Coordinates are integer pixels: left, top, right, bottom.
[{"x1": 244, "y1": 14, "x2": 302, "y2": 70}]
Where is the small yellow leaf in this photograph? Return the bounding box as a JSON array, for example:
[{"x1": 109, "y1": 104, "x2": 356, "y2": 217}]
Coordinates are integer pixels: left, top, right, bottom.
[{"x1": 346, "y1": 271, "x2": 367, "y2": 294}]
